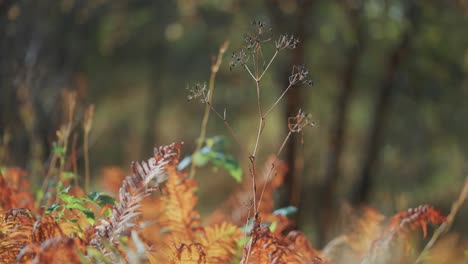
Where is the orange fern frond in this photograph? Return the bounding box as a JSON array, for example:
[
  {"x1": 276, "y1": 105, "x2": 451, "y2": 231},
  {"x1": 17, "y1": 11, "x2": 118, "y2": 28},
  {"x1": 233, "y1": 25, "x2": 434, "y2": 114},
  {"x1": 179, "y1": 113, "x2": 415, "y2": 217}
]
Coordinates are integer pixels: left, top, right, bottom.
[
  {"x1": 31, "y1": 214, "x2": 64, "y2": 242},
  {"x1": 172, "y1": 242, "x2": 206, "y2": 264},
  {"x1": 361, "y1": 205, "x2": 446, "y2": 264},
  {"x1": 200, "y1": 222, "x2": 242, "y2": 263},
  {"x1": 242, "y1": 221, "x2": 324, "y2": 264},
  {"x1": 284, "y1": 231, "x2": 324, "y2": 263},
  {"x1": 158, "y1": 166, "x2": 203, "y2": 243},
  {"x1": 153, "y1": 159, "x2": 242, "y2": 263},
  {"x1": 0, "y1": 208, "x2": 35, "y2": 263}
]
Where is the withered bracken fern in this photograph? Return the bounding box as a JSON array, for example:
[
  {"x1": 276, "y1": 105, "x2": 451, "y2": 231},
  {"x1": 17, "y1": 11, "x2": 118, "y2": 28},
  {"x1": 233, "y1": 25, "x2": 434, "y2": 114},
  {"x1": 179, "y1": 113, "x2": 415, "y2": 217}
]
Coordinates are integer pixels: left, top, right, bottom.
[{"x1": 89, "y1": 143, "x2": 181, "y2": 256}]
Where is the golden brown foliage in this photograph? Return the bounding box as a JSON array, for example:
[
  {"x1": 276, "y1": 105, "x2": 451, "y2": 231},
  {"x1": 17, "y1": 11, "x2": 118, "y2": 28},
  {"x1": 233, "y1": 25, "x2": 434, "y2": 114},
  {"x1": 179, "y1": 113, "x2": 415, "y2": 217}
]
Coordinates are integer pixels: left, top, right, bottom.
[
  {"x1": 0, "y1": 208, "x2": 34, "y2": 263},
  {"x1": 151, "y1": 166, "x2": 242, "y2": 263},
  {"x1": 0, "y1": 144, "x2": 458, "y2": 264}
]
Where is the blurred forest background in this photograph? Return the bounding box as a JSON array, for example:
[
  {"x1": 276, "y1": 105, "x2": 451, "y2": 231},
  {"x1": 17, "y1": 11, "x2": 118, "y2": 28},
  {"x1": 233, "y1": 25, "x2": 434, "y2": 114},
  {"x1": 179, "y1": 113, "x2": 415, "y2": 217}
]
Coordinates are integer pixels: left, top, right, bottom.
[{"x1": 1, "y1": 0, "x2": 467, "y2": 248}]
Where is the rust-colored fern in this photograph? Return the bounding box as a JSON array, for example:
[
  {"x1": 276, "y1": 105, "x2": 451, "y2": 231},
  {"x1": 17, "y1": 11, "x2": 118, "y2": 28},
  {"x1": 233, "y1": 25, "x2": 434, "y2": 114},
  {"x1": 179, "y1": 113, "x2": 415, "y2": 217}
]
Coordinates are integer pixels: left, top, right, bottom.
[
  {"x1": 361, "y1": 205, "x2": 446, "y2": 264},
  {"x1": 242, "y1": 218, "x2": 325, "y2": 264},
  {"x1": 0, "y1": 168, "x2": 35, "y2": 213}
]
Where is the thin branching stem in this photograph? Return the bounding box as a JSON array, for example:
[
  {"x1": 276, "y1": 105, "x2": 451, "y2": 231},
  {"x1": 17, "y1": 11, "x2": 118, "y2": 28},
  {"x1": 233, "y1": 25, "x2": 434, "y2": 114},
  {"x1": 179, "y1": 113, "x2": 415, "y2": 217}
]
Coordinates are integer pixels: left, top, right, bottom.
[
  {"x1": 257, "y1": 125, "x2": 296, "y2": 214},
  {"x1": 251, "y1": 82, "x2": 264, "y2": 158},
  {"x1": 264, "y1": 82, "x2": 293, "y2": 118},
  {"x1": 258, "y1": 50, "x2": 278, "y2": 81},
  {"x1": 205, "y1": 101, "x2": 243, "y2": 150},
  {"x1": 243, "y1": 129, "x2": 296, "y2": 264},
  {"x1": 244, "y1": 65, "x2": 257, "y2": 81}
]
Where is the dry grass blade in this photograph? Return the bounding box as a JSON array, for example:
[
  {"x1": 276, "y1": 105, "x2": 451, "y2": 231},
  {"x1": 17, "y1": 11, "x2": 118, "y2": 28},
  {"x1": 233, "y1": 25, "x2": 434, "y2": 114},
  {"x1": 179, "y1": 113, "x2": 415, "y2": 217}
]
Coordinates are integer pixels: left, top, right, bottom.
[{"x1": 83, "y1": 104, "x2": 95, "y2": 194}]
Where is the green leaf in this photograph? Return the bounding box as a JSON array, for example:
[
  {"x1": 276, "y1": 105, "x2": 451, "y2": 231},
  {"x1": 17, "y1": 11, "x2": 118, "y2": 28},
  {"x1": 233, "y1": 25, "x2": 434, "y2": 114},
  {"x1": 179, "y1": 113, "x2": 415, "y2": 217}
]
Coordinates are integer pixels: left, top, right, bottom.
[
  {"x1": 62, "y1": 172, "x2": 77, "y2": 180},
  {"x1": 192, "y1": 148, "x2": 211, "y2": 166},
  {"x1": 83, "y1": 210, "x2": 95, "y2": 225},
  {"x1": 66, "y1": 203, "x2": 88, "y2": 212},
  {"x1": 222, "y1": 157, "x2": 242, "y2": 182},
  {"x1": 36, "y1": 189, "x2": 44, "y2": 201},
  {"x1": 46, "y1": 203, "x2": 61, "y2": 213},
  {"x1": 273, "y1": 206, "x2": 298, "y2": 216},
  {"x1": 88, "y1": 192, "x2": 117, "y2": 207},
  {"x1": 185, "y1": 136, "x2": 243, "y2": 182},
  {"x1": 269, "y1": 221, "x2": 278, "y2": 232},
  {"x1": 52, "y1": 142, "x2": 66, "y2": 156},
  {"x1": 59, "y1": 192, "x2": 75, "y2": 203},
  {"x1": 237, "y1": 236, "x2": 250, "y2": 247},
  {"x1": 87, "y1": 191, "x2": 100, "y2": 201},
  {"x1": 177, "y1": 156, "x2": 192, "y2": 170}
]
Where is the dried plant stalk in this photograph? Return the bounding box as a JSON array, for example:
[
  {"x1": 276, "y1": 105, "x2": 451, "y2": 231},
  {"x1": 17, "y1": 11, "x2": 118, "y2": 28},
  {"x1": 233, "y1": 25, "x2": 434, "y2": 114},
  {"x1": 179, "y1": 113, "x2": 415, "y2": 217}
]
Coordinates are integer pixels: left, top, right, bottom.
[{"x1": 83, "y1": 104, "x2": 95, "y2": 193}]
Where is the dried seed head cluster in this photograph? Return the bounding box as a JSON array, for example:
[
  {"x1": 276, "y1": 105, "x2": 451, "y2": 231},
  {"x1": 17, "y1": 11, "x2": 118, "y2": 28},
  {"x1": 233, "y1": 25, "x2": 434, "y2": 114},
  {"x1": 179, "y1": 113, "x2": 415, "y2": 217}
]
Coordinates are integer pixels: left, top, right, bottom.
[
  {"x1": 230, "y1": 20, "x2": 272, "y2": 70},
  {"x1": 288, "y1": 109, "x2": 315, "y2": 133},
  {"x1": 276, "y1": 34, "x2": 300, "y2": 50},
  {"x1": 186, "y1": 82, "x2": 208, "y2": 103},
  {"x1": 230, "y1": 49, "x2": 249, "y2": 70},
  {"x1": 243, "y1": 19, "x2": 271, "y2": 52},
  {"x1": 289, "y1": 65, "x2": 314, "y2": 86}
]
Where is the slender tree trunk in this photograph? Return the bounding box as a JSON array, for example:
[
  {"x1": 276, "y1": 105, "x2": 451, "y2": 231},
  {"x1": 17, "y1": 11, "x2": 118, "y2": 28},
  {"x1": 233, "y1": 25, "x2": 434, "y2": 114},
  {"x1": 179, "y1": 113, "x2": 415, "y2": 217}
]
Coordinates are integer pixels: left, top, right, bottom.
[
  {"x1": 319, "y1": 2, "x2": 365, "y2": 244},
  {"x1": 352, "y1": 2, "x2": 419, "y2": 206}
]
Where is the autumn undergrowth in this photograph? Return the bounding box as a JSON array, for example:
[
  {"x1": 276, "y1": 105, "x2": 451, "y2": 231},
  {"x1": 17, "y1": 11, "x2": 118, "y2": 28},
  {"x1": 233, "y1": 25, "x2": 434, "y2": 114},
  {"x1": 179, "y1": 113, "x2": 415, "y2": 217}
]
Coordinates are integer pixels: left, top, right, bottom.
[{"x1": 0, "y1": 20, "x2": 467, "y2": 264}]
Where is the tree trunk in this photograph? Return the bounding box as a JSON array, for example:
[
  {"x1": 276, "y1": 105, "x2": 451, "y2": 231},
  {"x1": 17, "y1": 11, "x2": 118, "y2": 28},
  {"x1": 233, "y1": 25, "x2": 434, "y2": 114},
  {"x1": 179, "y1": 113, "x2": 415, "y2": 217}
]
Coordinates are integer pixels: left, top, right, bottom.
[
  {"x1": 352, "y1": 1, "x2": 420, "y2": 206},
  {"x1": 319, "y1": 2, "x2": 365, "y2": 244}
]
